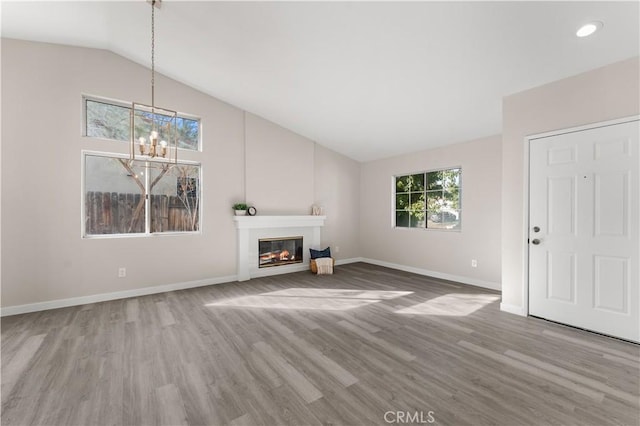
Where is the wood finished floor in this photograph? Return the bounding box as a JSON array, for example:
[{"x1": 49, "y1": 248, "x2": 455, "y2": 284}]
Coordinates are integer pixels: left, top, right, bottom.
[{"x1": 2, "y1": 263, "x2": 639, "y2": 426}]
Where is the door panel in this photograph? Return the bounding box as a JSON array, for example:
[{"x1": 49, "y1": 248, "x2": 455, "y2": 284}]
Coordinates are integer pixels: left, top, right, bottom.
[
  {"x1": 548, "y1": 176, "x2": 576, "y2": 235},
  {"x1": 529, "y1": 120, "x2": 639, "y2": 342},
  {"x1": 547, "y1": 251, "x2": 576, "y2": 303},
  {"x1": 594, "y1": 172, "x2": 628, "y2": 236},
  {"x1": 594, "y1": 256, "x2": 628, "y2": 314}
]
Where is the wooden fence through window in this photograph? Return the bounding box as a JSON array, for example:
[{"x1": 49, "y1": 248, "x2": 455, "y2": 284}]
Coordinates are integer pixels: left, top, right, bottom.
[{"x1": 85, "y1": 191, "x2": 199, "y2": 235}]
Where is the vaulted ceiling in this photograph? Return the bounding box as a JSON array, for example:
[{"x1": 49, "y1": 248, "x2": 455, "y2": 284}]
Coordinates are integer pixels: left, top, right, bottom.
[{"x1": 2, "y1": 1, "x2": 639, "y2": 161}]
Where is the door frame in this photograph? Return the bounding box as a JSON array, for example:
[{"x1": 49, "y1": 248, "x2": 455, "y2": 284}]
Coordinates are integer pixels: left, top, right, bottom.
[{"x1": 522, "y1": 115, "x2": 640, "y2": 317}]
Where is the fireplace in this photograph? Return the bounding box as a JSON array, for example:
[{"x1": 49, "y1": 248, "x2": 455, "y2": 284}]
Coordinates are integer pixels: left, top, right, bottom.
[
  {"x1": 234, "y1": 215, "x2": 325, "y2": 281},
  {"x1": 259, "y1": 236, "x2": 303, "y2": 268}
]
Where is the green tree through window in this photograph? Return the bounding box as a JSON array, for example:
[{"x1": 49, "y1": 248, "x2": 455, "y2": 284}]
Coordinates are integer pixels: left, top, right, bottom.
[{"x1": 395, "y1": 168, "x2": 461, "y2": 230}]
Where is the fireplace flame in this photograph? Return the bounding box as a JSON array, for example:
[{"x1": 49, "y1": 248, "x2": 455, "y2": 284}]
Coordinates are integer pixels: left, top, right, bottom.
[{"x1": 279, "y1": 250, "x2": 290, "y2": 260}]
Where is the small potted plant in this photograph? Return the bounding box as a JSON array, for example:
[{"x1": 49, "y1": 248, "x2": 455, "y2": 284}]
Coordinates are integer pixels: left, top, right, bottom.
[{"x1": 233, "y1": 203, "x2": 248, "y2": 216}]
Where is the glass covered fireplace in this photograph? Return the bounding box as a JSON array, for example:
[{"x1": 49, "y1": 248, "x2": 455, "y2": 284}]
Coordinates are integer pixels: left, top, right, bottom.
[{"x1": 258, "y1": 236, "x2": 303, "y2": 268}]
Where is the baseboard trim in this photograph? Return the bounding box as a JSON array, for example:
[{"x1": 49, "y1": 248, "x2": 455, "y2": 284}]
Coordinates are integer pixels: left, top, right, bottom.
[
  {"x1": 0, "y1": 257, "x2": 501, "y2": 317},
  {"x1": 335, "y1": 257, "x2": 364, "y2": 266},
  {"x1": 359, "y1": 257, "x2": 501, "y2": 291},
  {"x1": 500, "y1": 302, "x2": 527, "y2": 316},
  {"x1": 0, "y1": 275, "x2": 237, "y2": 317}
]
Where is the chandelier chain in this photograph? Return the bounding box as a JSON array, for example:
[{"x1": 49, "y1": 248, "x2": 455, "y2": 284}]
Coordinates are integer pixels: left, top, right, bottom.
[{"x1": 151, "y1": 0, "x2": 155, "y2": 109}]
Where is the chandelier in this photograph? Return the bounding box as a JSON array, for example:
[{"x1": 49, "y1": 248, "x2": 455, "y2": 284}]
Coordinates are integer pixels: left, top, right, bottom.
[{"x1": 130, "y1": 0, "x2": 177, "y2": 163}]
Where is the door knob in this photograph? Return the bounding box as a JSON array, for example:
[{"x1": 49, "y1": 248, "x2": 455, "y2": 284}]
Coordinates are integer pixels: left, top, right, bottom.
[
  {"x1": 532, "y1": 239, "x2": 541, "y2": 245},
  {"x1": 533, "y1": 226, "x2": 540, "y2": 233}
]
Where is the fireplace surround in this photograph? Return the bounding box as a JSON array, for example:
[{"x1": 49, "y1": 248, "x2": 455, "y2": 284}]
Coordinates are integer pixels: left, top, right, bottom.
[{"x1": 234, "y1": 215, "x2": 326, "y2": 281}]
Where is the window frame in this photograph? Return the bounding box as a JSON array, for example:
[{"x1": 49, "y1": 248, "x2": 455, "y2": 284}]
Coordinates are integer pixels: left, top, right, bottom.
[
  {"x1": 82, "y1": 94, "x2": 203, "y2": 152},
  {"x1": 81, "y1": 150, "x2": 203, "y2": 239},
  {"x1": 392, "y1": 166, "x2": 462, "y2": 232}
]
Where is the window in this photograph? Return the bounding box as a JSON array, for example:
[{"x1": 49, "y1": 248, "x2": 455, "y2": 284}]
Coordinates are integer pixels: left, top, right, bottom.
[
  {"x1": 84, "y1": 97, "x2": 201, "y2": 151},
  {"x1": 84, "y1": 153, "x2": 201, "y2": 236},
  {"x1": 395, "y1": 168, "x2": 461, "y2": 230}
]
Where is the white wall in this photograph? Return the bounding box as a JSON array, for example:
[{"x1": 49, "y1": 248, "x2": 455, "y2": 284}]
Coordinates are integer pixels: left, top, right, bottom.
[
  {"x1": 314, "y1": 144, "x2": 361, "y2": 260},
  {"x1": 501, "y1": 56, "x2": 640, "y2": 313},
  {"x1": 0, "y1": 39, "x2": 361, "y2": 309},
  {"x1": 359, "y1": 135, "x2": 502, "y2": 289},
  {"x1": 245, "y1": 113, "x2": 315, "y2": 214}
]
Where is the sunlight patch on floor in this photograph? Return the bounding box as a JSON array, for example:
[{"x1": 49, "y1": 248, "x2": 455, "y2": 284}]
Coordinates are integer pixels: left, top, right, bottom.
[
  {"x1": 395, "y1": 293, "x2": 500, "y2": 316},
  {"x1": 265, "y1": 288, "x2": 413, "y2": 300},
  {"x1": 206, "y1": 288, "x2": 413, "y2": 311}
]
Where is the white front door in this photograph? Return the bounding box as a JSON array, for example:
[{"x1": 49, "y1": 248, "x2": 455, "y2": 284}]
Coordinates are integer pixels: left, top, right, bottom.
[{"x1": 529, "y1": 119, "x2": 639, "y2": 342}]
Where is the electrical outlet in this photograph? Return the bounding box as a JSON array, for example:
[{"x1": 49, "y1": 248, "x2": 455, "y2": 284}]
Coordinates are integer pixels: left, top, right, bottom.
[
  {"x1": 118, "y1": 267, "x2": 126, "y2": 278},
  {"x1": 471, "y1": 259, "x2": 477, "y2": 268},
  {"x1": 335, "y1": 246, "x2": 340, "y2": 253}
]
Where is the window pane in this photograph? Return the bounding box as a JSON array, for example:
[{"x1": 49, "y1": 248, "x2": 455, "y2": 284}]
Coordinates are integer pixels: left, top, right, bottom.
[
  {"x1": 176, "y1": 117, "x2": 200, "y2": 150},
  {"x1": 426, "y1": 171, "x2": 443, "y2": 190},
  {"x1": 443, "y1": 188, "x2": 460, "y2": 209},
  {"x1": 85, "y1": 155, "x2": 146, "y2": 235},
  {"x1": 409, "y1": 192, "x2": 425, "y2": 211},
  {"x1": 86, "y1": 100, "x2": 130, "y2": 141},
  {"x1": 149, "y1": 164, "x2": 201, "y2": 232},
  {"x1": 410, "y1": 211, "x2": 426, "y2": 228},
  {"x1": 427, "y1": 210, "x2": 460, "y2": 229},
  {"x1": 396, "y1": 210, "x2": 409, "y2": 227},
  {"x1": 426, "y1": 191, "x2": 443, "y2": 210},
  {"x1": 443, "y1": 210, "x2": 461, "y2": 229},
  {"x1": 442, "y1": 168, "x2": 461, "y2": 188},
  {"x1": 427, "y1": 211, "x2": 442, "y2": 228},
  {"x1": 86, "y1": 98, "x2": 200, "y2": 151},
  {"x1": 396, "y1": 175, "x2": 411, "y2": 192},
  {"x1": 396, "y1": 193, "x2": 409, "y2": 210},
  {"x1": 410, "y1": 174, "x2": 425, "y2": 191}
]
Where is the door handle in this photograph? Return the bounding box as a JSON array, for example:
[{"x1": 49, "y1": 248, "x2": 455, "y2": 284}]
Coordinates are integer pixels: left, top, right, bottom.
[
  {"x1": 533, "y1": 226, "x2": 540, "y2": 233},
  {"x1": 532, "y1": 239, "x2": 541, "y2": 245}
]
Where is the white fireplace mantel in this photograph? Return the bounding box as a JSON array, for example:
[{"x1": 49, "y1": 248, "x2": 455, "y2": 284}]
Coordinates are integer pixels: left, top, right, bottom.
[
  {"x1": 234, "y1": 215, "x2": 326, "y2": 281},
  {"x1": 233, "y1": 215, "x2": 326, "y2": 229}
]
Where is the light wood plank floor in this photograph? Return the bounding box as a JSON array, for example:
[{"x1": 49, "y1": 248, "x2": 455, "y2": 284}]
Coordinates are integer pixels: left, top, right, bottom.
[{"x1": 2, "y1": 263, "x2": 639, "y2": 425}]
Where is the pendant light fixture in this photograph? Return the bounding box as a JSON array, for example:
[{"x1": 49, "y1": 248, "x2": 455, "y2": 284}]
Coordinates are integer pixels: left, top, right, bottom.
[{"x1": 130, "y1": 0, "x2": 177, "y2": 163}]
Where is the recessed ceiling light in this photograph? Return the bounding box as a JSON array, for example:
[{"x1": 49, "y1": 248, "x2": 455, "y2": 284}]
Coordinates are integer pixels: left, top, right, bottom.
[{"x1": 576, "y1": 21, "x2": 603, "y2": 38}]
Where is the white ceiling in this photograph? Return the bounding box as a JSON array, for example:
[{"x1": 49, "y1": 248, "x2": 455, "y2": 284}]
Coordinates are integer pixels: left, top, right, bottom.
[{"x1": 2, "y1": 1, "x2": 639, "y2": 161}]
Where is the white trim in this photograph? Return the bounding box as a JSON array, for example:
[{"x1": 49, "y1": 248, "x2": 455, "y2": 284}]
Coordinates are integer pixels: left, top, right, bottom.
[
  {"x1": 233, "y1": 215, "x2": 326, "y2": 229},
  {"x1": 335, "y1": 257, "x2": 364, "y2": 266},
  {"x1": 0, "y1": 275, "x2": 236, "y2": 317},
  {"x1": 0, "y1": 257, "x2": 492, "y2": 317},
  {"x1": 522, "y1": 131, "x2": 531, "y2": 316},
  {"x1": 527, "y1": 115, "x2": 640, "y2": 142},
  {"x1": 523, "y1": 115, "x2": 640, "y2": 319},
  {"x1": 0, "y1": 260, "x2": 364, "y2": 317},
  {"x1": 500, "y1": 302, "x2": 526, "y2": 316},
  {"x1": 360, "y1": 257, "x2": 501, "y2": 291}
]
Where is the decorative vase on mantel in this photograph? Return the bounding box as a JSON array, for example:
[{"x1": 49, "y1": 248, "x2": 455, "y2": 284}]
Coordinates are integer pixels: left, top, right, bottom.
[{"x1": 234, "y1": 209, "x2": 247, "y2": 216}]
